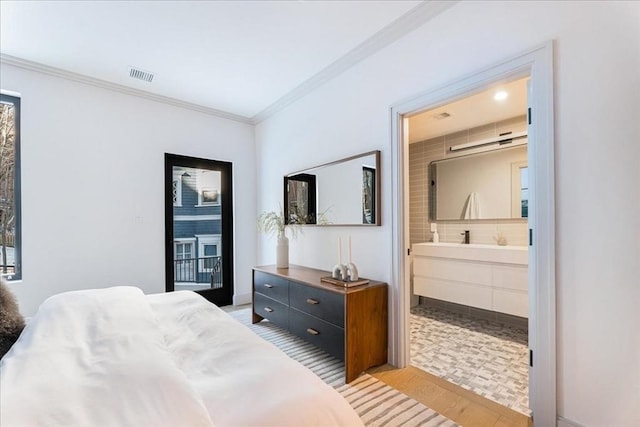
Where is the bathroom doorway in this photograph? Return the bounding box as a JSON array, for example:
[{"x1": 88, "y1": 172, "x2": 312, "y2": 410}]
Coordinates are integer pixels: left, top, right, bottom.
[
  {"x1": 406, "y1": 77, "x2": 531, "y2": 415},
  {"x1": 390, "y1": 43, "x2": 556, "y2": 425}
]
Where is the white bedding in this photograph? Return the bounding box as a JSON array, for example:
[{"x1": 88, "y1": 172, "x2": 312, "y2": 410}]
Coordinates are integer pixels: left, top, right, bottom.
[{"x1": 0, "y1": 287, "x2": 363, "y2": 427}]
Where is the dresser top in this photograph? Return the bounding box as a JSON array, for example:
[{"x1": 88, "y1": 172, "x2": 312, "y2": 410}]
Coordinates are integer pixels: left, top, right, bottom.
[{"x1": 254, "y1": 264, "x2": 386, "y2": 294}]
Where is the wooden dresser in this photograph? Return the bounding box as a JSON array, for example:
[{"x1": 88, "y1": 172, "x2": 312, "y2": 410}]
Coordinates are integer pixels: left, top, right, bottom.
[{"x1": 252, "y1": 264, "x2": 387, "y2": 383}]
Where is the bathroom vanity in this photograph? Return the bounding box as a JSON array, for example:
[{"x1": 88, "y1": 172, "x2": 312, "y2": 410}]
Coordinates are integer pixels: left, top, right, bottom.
[{"x1": 412, "y1": 242, "x2": 528, "y2": 318}]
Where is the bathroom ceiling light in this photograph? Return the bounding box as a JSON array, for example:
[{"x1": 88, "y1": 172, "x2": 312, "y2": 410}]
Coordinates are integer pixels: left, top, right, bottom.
[
  {"x1": 494, "y1": 90, "x2": 508, "y2": 101},
  {"x1": 449, "y1": 131, "x2": 527, "y2": 152}
]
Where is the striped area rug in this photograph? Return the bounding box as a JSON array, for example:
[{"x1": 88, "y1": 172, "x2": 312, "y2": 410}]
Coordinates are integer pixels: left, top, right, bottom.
[{"x1": 229, "y1": 309, "x2": 457, "y2": 427}]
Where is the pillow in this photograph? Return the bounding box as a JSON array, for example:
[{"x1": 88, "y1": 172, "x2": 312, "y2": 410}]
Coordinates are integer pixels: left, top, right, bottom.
[{"x1": 0, "y1": 277, "x2": 25, "y2": 359}]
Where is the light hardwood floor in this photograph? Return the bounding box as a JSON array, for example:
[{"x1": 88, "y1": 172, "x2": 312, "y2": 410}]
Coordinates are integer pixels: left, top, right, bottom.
[{"x1": 368, "y1": 365, "x2": 533, "y2": 427}]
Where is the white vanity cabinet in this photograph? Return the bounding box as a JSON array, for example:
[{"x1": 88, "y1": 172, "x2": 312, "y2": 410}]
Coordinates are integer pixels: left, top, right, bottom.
[{"x1": 412, "y1": 243, "x2": 528, "y2": 318}]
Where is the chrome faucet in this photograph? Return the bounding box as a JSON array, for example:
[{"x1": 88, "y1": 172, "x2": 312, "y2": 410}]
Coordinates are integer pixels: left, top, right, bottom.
[{"x1": 461, "y1": 230, "x2": 470, "y2": 244}]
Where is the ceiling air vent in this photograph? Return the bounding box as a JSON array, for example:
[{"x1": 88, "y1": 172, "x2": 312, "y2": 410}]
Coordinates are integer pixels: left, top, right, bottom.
[
  {"x1": 128, "y1": 66, "x2": 155, "y2": 83},
  {"x1": 432, "y1": 112, "x2": 451, "y2": 120}
]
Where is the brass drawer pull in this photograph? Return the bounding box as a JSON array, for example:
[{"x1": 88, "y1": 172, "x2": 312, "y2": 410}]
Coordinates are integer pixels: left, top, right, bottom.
[
  {"x1": 306, "y1": 328, "x2": 319, "y2": 336},
  {"x1": 306, "y1": 298, "x2": 319, "y2": 305},
  {"x1": 264, "y1": 307, "x2": 274, "y2": 313},
  {"x1": 264, "y1": 283, "x2": 273, "y2": 288}
]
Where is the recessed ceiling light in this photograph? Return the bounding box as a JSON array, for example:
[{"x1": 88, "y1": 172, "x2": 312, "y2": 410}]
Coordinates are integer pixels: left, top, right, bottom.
[{"x1": 494, "y1": 90, "x2": 508, "y2": 101}]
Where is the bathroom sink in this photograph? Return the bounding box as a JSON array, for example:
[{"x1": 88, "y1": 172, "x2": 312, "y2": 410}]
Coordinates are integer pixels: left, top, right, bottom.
[{"x1": 412, "y1": 242, "x2": 528, "y2": 265}]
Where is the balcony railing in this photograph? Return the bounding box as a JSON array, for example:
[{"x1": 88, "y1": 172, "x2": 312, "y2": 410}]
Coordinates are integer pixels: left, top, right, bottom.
[
  {"x1": 174, "y1": 256, "x2": 222, "y2": 289},
  {"x1": 0, "y1": 265, "x2": 15, "y2": 275}
]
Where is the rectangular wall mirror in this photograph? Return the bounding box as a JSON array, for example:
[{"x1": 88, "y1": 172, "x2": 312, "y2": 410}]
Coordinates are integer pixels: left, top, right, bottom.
[
  {"x1": 284, "y1": 150, "x2": 381, "y2": 226},
  {"x1": 429, "y1": 144, "x2": 528, "y2": 220}
]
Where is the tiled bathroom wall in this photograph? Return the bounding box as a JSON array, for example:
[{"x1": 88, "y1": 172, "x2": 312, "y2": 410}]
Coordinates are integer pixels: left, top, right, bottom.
[{"x1": 409, "y1": 115, "x2": 528, "y2": 247}]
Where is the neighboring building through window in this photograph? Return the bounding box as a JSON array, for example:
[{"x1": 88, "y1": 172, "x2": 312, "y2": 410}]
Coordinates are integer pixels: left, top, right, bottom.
[
  {"x1": 197, "y1": 235, "x2": 220, "y2": 272},
  {"x1": 197, "y1": 170, "x2": 221, "y2": 206},
  {"x1": 172, "y1": 173, "x2": 183, "y2": 206},
  {"x1": 0, "y1": 94, "x2": 21, "y2": 281},
  {"x1": 172, "y1": 166, "x2": 222, "y2": 288},
  {"x1": 174, "y1": 238, "x2": 195, "y2": 282}
]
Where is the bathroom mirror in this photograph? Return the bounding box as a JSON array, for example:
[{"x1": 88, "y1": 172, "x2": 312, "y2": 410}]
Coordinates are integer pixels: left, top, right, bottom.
[
  {"x1": 284, "y1": 150, "x2": 380, "y2": 226},
  {"x1": 429, "y1": 144, "x2": 528, "y2": 220}
]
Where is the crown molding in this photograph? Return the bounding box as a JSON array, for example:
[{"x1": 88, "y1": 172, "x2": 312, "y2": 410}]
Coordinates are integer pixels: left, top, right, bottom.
[
  {"x1": 251, "y1": 0, "x2": 458, "y2": 124},
  {"x1": 1, "y1": 1, "x2": 457, "y2": 126},
  {"x1": 0, "y1": 54, "x2": 253, "y2": 125}
]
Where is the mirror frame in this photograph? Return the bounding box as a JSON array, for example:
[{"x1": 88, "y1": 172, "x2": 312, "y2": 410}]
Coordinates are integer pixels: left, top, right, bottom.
[
  {"x1": 284, "y1": 150, "x2": 381, "y2": 226},
  {"x1": 428, "y1": 143, "x2": 528, "y2": 221}
]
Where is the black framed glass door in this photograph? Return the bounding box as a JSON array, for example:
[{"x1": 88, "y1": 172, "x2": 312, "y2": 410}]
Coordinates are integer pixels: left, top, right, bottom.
[{"x1": 164, "y1": 153, "x2": 233, "y2": 306}]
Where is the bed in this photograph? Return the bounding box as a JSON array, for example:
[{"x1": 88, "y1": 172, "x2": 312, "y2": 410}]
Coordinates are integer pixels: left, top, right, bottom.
[{"x1": 0, "y1": 286, "x2": 364, "y2": 426}]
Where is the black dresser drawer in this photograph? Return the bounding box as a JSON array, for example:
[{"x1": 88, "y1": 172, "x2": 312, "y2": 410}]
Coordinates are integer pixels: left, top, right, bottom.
[
  {"x1": 253, "y1": 293, "x2": 288, "y2": 329},
  {"x1": 254, "y1": 271, "x2": 289, "y2": 304},
  {"x1": 289, "y1": 307, "x2": 344, "y2": 361},
  {"x1": 289, "y1": 281, "x2": 345, "y2": 327}
]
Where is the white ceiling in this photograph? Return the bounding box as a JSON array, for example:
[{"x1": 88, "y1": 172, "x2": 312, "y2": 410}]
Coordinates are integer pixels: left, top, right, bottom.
[
  {"x1": 408, "y1": 77, "x2": 529, "y2": 143},
  {"x1": 0, "y1": 0, "x2": 436, "y2": 122}
]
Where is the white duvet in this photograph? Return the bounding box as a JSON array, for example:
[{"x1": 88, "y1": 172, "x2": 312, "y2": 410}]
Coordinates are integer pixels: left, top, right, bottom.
[{"x1": 0, "y1": 287, "x2": 363, "y2": 427}]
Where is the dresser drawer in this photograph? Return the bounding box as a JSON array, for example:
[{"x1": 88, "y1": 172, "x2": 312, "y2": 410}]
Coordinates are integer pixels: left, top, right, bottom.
[
  {"x1": 254, "y1": 271, "x2": 289, "y2": 304},
  {"x1": 289, "y1": 281, "x2": 345, "y2": 327},
  {"x1": 253, "y1": 293, "x2": 288, "y2": 329},
  {"x1": 289, "y1": 308, "x2": 344, "y2": 361}
]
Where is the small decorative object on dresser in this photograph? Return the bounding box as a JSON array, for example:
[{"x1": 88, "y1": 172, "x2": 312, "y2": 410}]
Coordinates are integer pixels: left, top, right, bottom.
[
  {"x1": 276, "y1": 235, "x2": 289, "y2": 268},
  {"x1": 331, "y1": 237, "x2": 347, "y2": 280},
  {"x1": 320, "y1": 276, "x2": 370, "y2": 288},
  {"x1": 257, "y1": 207, "x2": 299, "y2": 269},
  {"x1": 346, "y1": 235, "x2": 358, "y2": 281},
  {"x1": 332, "y1": 236, "x2": 359, "y2": 281},
  {"x1": 252, "y1": 264, "x2": 388, "y2": 383}
]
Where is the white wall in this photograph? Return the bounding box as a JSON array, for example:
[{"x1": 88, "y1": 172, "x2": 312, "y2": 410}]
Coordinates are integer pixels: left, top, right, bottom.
[
  {"x1": 2, "y1": 63, "x2": 256, "y2": 316},
  {"x1": 255, "y1": 2, "x2": 640, "y2": 426}
]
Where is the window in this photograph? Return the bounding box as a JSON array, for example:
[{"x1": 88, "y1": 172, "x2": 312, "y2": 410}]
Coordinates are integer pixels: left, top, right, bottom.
[
  {"x1": 202, "y1": 244, "x2": 217, "y2": 270},
  {"x1": 196, "y1": 170, "x2": 221, "y2": 206},
  {"x1": 511, "y1": 162, "x2": 528, "y2": 219},
  {"x1": 201, "y1": 189, "x2": 219, "y2": 205},
  {"x1": 520, "y1": 167, "x2": 529, "y2": 218},
  {"x1": 174, "y1": 239, "x2": 195, "y2": 282},
  {"x1": 198, "y1": 235, "x2": 220, "y2": 272},
  {"x1": 175, "y1": 241, "x2": 193, "y2": 260},
  {"x1": 0, "y1": 94, "x2": 21, "y2": 281}
]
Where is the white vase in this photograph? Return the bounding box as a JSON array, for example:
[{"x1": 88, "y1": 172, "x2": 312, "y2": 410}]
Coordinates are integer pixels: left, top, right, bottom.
[{"x1": 276, "y1": 235, "x2": 289, "y2": 269}]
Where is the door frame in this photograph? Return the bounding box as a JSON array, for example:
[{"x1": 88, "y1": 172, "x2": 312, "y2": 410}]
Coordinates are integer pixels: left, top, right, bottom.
[
  {"x1": 390, "y1": 42, "x2": 556, "y2": 424},
  {"x1": 164, "y1": 153, "x2": 234, "y2": 306}
]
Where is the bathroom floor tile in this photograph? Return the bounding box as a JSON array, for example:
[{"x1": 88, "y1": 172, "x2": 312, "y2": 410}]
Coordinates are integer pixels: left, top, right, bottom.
[{"x1": 410, "y1": 304, "x2": 530, "y2": 415}]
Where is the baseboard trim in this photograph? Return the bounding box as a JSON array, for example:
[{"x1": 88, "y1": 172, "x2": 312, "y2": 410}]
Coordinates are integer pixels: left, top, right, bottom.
[
  {"x1": 558, "y1": 416, "x2": 586, "y2": 427},
  {"x1": 233, "y1": 292, "x2": 251, "y2": 306}
]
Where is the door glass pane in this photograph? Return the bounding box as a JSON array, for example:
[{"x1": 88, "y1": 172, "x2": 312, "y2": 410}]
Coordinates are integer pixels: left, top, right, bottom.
[{"x1": 172, "y1": 166, "x2": 222, "y2": 292}]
